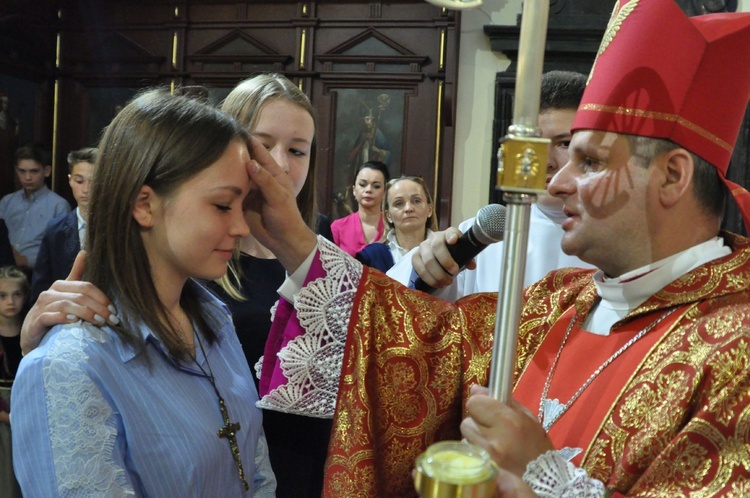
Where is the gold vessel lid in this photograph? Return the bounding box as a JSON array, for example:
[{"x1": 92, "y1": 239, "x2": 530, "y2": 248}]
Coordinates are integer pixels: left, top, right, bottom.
[{"x1": 414, "y1": 441, "x2": 499, "y2": 498}]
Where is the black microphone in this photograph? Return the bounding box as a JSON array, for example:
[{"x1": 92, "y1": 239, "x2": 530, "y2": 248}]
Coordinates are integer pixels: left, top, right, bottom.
[{"x1": 411, "y1": 204, "x2": 507, "y2": 293}]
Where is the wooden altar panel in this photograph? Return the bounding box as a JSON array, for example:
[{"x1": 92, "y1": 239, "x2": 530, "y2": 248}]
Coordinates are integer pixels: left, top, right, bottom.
[{"x1": 0, "y1": 0, "x2": 459, "y2": 227}]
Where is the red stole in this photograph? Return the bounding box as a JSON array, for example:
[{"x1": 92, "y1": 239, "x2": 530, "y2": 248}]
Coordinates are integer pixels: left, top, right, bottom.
[{"x1": 513, "y1": 305, "x2": 684, "y2": 466}]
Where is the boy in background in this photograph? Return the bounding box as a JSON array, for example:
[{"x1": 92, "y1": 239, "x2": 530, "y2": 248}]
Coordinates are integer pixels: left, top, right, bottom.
[
  {"x1": 31, "y1": 148, "x2": 96, "y2": 303},
  {"x1": 0, "y1": 144, "x2": 70, "y2": 269}
]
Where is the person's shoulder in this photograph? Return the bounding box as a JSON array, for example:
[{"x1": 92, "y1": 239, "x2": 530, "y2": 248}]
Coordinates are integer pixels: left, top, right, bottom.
[
  {"x1": 332, "y1": 212, "x2": 357, "y2": 226},
  {"x1": 49, "y1": 190, "x2": 71, "y2": 209},
  {"x1": 17, "y1": 322, "x2": 116, "y2": 381},
  {"x1": 356, "y1": 242, "x2": 393, "y2": 273},
  {"x1": 330, "y1": 214, "x2": 346, "y2": 228},
  {"x1": 359, "y1": 241, "x2": 389, "y2": 254},
  {"x1": 44, "y1": 210, "x2": 76, "y2": 232},
  {"x1": 526, "y1": 266, "x2": 595, "y2": 297},
  {"x1": 0, "y1": 189, "x2": 21, "y2": 206}
]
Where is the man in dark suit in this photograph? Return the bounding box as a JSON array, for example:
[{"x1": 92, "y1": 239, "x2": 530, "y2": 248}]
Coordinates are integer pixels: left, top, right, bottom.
[{"x1": 30, "y1": 148, "x2": 96, "y2": 303}]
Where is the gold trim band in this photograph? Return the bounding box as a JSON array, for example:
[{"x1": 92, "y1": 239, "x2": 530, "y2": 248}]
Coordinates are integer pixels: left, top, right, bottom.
[{"x1": 579, "y1": 103, "x2": 732, "y2": 152}]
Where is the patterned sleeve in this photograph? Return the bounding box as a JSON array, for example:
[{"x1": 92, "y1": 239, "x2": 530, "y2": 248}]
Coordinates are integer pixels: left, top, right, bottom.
[
  {"x1": 257, "y1": 237, "x2": 362, "y2": 418},
  {"x1": 12, "y1": 330, "x2": 135, "y2": 497},
  {"x1": 523, "y1": 450, "x2": 605, "y2": 497},
  {"x1": 621, "y1": 332, "x2": 750, "y2": 496}
]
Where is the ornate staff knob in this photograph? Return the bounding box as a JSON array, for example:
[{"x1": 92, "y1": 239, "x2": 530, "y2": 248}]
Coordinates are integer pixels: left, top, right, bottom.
[{"x1": 497, "y1": 130, "x2": 549, "y2": 195}]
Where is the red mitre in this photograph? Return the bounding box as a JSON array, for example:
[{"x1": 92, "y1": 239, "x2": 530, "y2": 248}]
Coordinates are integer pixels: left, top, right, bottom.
[{"x1": 572, "y1": 0, "x2": 750, "y2": 230}]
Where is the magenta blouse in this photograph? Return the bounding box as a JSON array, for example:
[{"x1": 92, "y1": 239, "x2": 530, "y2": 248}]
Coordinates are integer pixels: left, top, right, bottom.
[{"x1": 330, "y1": 212, "x2": 384, "y2": 256}]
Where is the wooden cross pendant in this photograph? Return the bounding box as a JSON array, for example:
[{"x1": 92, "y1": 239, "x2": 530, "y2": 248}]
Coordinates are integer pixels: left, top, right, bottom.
[{"x1": 217, "y1": 396, "x2": 249, "y2": 491}]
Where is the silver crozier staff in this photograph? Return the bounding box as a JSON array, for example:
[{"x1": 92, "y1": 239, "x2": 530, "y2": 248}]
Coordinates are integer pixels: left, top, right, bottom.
[
  {"x1": 490, "y1": 0, "x2": 550, "y2": 402},
  {"x1": 412, "y1": 1, "x2": 550, "y2": 497}
]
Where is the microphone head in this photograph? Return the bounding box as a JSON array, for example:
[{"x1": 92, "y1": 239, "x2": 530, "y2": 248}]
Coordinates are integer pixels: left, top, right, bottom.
[{"x1": 473, "y1": 204, "x2": 506, "y2": 245}]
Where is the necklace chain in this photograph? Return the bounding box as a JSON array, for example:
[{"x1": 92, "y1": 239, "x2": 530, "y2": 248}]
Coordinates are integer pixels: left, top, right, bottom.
[
  {"x1": 192, "y1": 326, "x2": 250, "y2": 491},
  {"x1": 538, "y1": 307, "x2": 678, "y2": 431}
]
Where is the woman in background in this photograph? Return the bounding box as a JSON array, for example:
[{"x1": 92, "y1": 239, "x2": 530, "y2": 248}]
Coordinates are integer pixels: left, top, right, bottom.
[
  {"x1": 356, "y1": 175, "x2": 437, "y2": 273},
  {"x1": 331, "y1": 161, "x2": 390, "y2": 256}
]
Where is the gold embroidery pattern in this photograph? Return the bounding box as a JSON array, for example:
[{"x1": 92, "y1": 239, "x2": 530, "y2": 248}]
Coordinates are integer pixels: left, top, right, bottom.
[
  {"x1": 325, "y1": 269, "x2": 495, "y2": 497},
  {"x1": 516, "y1": 235, "x2": 750, "y2": 496},
  {"x1": 578, "y1": 103, "x2": 733, "y2": 153},
  {"x1": 585, "y1": 308, "x2": 750, "y2": 494},
  {"x1": 325, "y1": 457, "x2": 375, "y2": 497},
  {"x1": 725, "y1": 475, "x2": 750, "y2": 498},
  {"x1": 709, "y1": 340, "x2": 750, "y2": 426},
  {"x1": 325, "y1": 235, "x2": 750, "y2": 496}
]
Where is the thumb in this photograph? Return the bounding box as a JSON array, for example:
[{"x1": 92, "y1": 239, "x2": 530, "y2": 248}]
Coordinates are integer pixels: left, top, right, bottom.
[{"x1": 67, "y1": 250, "x2": 87, "y2": 281}]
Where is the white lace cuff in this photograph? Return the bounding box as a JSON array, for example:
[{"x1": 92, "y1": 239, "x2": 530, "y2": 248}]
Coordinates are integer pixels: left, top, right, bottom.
[
  {"x1": 522, "y1": 450, "x2": 605, "y2": 498},
  {"x1": 256, "y1": 237, "x2": 362, "y2": 418}
]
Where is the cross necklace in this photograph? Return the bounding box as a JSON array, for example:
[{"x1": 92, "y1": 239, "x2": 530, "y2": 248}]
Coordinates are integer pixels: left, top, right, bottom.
[
  {"x1": 192, "y1": 331, "x2": 249, "y2": 491},
  {"x1": 538, "y1": 306, "x2": 678, "y2": 432}
]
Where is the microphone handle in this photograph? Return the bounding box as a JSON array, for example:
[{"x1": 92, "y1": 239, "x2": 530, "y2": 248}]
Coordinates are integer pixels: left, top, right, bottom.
[
  {"x1": 410, "y1": 229, "x2": 487, "y2": 293},
  {"x1": 446, "y1": 228, "x2": 487, "y2": 268},
  {"x1": 411, "y1": 268, "x2": 436, "y2": 293}
]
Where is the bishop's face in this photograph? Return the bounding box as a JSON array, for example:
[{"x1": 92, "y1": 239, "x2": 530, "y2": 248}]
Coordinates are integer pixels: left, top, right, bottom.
[{"x1": 548, "y1": 129, "x2": 658, "y2": 277}]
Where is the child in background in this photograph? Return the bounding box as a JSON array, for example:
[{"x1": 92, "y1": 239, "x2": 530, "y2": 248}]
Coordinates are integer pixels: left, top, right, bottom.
[{"x1": 0, "y1": 265, "x2": 25, "y2": 498}]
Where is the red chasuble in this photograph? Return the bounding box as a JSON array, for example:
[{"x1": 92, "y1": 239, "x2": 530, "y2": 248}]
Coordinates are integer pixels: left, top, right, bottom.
[
  {"x1": 513, "y1": 305, "x2": 685, "y2": 468},
  {"x1": 317, "y1": 233, "x2": 750, "y2": 497}
]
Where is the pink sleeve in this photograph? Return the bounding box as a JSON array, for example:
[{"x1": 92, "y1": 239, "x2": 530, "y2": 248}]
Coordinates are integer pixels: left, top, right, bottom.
[{"x1": 258, "y1": 248, "x2": 327, "y2": 396}]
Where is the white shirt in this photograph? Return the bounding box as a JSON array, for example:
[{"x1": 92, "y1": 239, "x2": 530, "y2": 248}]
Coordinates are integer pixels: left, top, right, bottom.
[
  {"x1": 75, "y1": 207, "x2": 87, "y2": 248},
  {"x1": 585, "y1": 237, "x2": 731, "y2": 335}
]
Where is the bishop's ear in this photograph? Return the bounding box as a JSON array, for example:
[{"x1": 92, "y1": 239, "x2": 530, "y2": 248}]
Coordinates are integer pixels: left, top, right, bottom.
[
  {"x1": 132, "y1": 185, "x2": 159, "y2": 228},
  {"x1": 659, "y1": 148, "x2": 694, "y2": 208}
]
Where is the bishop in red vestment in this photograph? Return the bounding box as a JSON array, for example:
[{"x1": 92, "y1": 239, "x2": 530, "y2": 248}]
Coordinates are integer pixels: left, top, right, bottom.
[{"x1": 249, "y1": 0, "x2": 750, "y2": 495}]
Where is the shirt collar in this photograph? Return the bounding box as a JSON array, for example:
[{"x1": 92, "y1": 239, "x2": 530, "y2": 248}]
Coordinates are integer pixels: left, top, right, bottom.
[
  {"x1": 75, "y1": 207, "x2": 85, "y2": 229},
  {"x1": 386, "y1": 229, "x2": 433, "y2": 264},
  {"x1": 593, "y1": 236, "x2": 731, "y2": 312},
  {"x1": 23, "y1": 185, "x2": 50, "y2": 201}
]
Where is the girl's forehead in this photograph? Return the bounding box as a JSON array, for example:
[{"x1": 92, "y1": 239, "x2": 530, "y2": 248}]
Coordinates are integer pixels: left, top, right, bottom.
[{"x1": 0, "y1": 279, "x2": 24, "y2": 292}]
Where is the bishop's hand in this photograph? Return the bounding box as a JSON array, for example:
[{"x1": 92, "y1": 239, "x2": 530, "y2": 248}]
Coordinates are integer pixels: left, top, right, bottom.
[{"x1": 461, "y1": 384, "x2": 554, "y2": 479}]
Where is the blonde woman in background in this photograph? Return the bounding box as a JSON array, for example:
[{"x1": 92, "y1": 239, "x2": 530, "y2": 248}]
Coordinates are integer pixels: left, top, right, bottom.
[{"x1": 356, "y1": 175, "x2": 437, "y2": 273}]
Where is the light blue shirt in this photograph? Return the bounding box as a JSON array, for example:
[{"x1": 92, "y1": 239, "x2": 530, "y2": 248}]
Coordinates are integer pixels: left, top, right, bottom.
[
  {"x1": 0, "y1": 185, "x2": 70, "y2": 266},
  {"x1": 11, "y1": 281, "x2": 276, "y2": 497}
]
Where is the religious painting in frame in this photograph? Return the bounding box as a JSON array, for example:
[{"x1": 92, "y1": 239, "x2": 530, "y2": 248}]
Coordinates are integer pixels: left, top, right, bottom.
[{"x1": 329, "y1": 86, "x2": 407, "y2": 219}]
